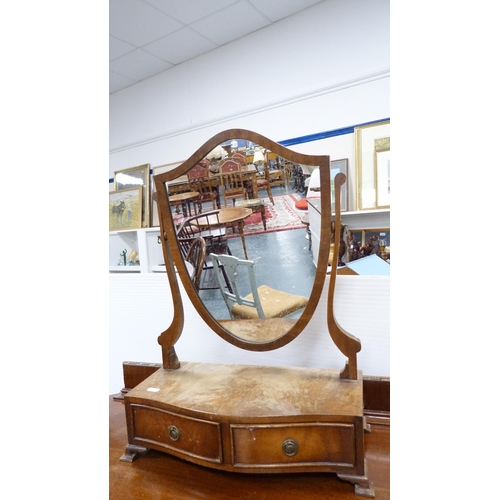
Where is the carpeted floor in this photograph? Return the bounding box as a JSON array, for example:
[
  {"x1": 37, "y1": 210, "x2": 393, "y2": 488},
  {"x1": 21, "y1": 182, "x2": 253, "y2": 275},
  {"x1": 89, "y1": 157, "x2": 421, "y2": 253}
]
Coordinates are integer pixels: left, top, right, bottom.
[
  {"x1": 200, "y1": 221, "x2": 315, "y2": 321},
  {"x1": 226, "y1": 194, "x2": 306, "y2": 237},
  {"x1": 179, "y1": 185, "x2": 314, "y2": 320}
]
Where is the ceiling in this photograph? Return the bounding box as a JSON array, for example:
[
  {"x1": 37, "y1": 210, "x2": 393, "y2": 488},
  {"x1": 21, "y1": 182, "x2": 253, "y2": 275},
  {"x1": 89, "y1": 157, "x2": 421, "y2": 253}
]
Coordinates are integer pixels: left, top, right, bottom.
[{"x1": 110, "y1": 0, "x2": 324, "y2": 94}]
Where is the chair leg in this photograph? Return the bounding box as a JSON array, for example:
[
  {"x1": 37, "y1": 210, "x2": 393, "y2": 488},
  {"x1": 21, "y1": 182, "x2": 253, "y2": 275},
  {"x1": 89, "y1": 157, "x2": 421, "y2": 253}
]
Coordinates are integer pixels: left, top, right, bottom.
[
  {"x1": 222, "y1": 266, "x2": 233, "y2": 294},
  {"x1": 260, "y1": 205, "x2": 267, "y2": 231},
  {"x1": 267, "y1": 186, "x2": 274, "y2": 205}
]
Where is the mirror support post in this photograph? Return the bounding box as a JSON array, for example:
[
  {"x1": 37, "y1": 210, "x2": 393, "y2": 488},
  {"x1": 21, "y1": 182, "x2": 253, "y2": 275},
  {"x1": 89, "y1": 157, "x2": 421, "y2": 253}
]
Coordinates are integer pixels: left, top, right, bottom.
[
  {"x1": 326, "y1": 173, "x2": 362, "y2": 380},
  {"x1": 155, "y1": 179, "x2": 185, "y2": 370}
]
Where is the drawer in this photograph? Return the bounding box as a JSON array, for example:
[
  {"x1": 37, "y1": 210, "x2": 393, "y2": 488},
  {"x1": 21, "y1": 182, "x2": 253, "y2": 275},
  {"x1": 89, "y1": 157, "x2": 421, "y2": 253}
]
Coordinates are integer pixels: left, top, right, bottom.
[
  {"x1": 130, "y1": 404, "x2": 222, "y2": 463},
  {"x1": 231, "y1": 422, "x2": 356, "y2": 467}
]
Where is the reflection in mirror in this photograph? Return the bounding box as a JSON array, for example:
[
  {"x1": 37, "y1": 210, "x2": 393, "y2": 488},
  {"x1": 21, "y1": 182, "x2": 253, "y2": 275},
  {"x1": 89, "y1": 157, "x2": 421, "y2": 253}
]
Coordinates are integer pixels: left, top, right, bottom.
[{"x1": 154, "y1": 132, "x2": 328, "y2": 347}]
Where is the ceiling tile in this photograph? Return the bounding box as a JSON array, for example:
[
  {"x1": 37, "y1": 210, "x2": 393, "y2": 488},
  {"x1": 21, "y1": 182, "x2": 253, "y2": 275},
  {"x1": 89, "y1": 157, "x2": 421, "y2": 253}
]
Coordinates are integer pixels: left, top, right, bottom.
[
  {"x1": 110, "y1": 49, "x2": 174, "y2": 81},
  {"x1": 109, "y1": 0, "x2": 325, "y2": 93},
  {"x1": 110, "y1": 36, "x2": 137, "y2": 61},
  {"x1": 144, "y1": 0, "x2": 239, "y2": 24},
  {"x1": 248, "y1": 0, "x2": 323, "y2": 23},
  {"x1": 109, "y1": 0, "x2": 182, "y2": 46},
  {"x1": 191, "y1": 1, "x2": 270, "y2": 45},
  {"x1": 143, "y1": 27, "x2": 218, "y2": 64}
]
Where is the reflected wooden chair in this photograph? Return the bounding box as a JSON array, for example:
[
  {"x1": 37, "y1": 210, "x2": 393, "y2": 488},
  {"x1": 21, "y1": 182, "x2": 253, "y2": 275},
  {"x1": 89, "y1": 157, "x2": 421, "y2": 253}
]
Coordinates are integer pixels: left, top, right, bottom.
[
  {"x1": 253, "y1": 152, "x2": 274, "y2": 205},
  {"x1": 176, "y1": 210, "x2": 226, "y2": 252},
  {"x1": 198, "y1": 158, "x2": 211, "y2": 169},
  {"x1": 219, "y1": 159, "x2": 247, "y2": 207},
  {"x1": 187, "y1": 163, "x2": 220, "y2": 213},
  {"x1": 229, "y1": 151, "x2": 247, "y2": 166},
  {"x1": 176, "y1": 210, "x2": 232, "y2": 292},
  {"x1": 184, "y1": 237, "x2": 206, "y2": 291},
  {"x1": 210, "y1": 253, "x2": 308, "y2": 320},
  {"x1": 268, "y1": 157, "x2": 286, "y2": 189},
  {"x1": 281, "y1": 159, "x2": 293, "y2": 184}
]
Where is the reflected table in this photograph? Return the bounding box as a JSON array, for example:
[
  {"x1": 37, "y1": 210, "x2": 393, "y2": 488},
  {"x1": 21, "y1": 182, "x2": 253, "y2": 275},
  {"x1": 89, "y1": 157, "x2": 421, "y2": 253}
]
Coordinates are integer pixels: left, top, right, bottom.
[
  {"x1": 235, "y1": 198, "x2": 266, "y2": 231},
  {"x1": 169, "y1": 191, "x2": 199, "y2": 217},
  {"x1": 167, "y1": 165, "x2": 259, "y2": 199},
  {"x1": 192, "y1": 207, "x2": 252, "y2": 259}
]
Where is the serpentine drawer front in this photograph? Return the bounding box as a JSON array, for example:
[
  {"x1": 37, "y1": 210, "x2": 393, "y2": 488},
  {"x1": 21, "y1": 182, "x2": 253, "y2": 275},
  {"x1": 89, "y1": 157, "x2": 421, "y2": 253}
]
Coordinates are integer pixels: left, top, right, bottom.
[
  {"x1": 124, "y1": 363, "x2": 367, "y2": 479},
  {"x1": 130, "y1": 404, "x2": 223, "y2": 463},
  {"x1": 231, "y1": 422, "x2": 356, "y2": 467}
]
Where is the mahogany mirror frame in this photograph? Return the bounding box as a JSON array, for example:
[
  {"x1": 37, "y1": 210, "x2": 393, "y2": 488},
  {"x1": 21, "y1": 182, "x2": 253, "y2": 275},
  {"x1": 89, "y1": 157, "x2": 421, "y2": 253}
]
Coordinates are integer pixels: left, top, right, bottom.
[{"x1": 153, "y1": 129, "x2": 335, "y2": 367}]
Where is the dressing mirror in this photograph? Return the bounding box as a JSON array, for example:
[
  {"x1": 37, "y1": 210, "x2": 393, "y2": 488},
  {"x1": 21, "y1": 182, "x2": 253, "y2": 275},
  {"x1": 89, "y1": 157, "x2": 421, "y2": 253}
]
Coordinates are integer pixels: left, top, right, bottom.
[
  {"x1": 153, "y1": 129, "x2": 336, "y2": 360},
  {"x1": 123, "y1": 130, "x2": 371, "y2": 495}
]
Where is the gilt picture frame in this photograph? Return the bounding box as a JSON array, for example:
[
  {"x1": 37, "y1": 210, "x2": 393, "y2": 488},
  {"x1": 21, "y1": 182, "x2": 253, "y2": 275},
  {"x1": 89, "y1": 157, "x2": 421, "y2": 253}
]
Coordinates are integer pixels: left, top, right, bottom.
[
  {"x1": 109, "y1": 187, "x2": 142, "y2": 232},
  {"x1": 151, "y1": 161, "x2": 183, "y2": 227},
  {"x1": 114, "y1": 163, "x2": 151, "y2": 227},
  {"x1": 355, "y1": 120, "x2": 390, "y2": 210}
]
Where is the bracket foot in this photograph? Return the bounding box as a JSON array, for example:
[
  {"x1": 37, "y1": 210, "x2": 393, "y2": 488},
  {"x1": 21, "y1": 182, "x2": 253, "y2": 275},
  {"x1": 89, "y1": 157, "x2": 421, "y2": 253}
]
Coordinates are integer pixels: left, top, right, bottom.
[
  {"x1": 119, "y1": 444, "x2": 149, "y2": 463},
  {"x1": 338, "y1": 460, "x2": 375, "y2": 497}
]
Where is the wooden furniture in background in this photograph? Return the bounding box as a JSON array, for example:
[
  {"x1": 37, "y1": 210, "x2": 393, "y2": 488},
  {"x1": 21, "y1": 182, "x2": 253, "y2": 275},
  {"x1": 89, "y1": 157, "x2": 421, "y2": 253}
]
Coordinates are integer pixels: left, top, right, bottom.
[
  {"x1": 175, "y1": 210, "x2": 233, "y2": 292},
  {"x1": 266, "y1": 152, "x2": 286, "y2": 187},
  {"x1": 190, "y1": 207, "x2": 252, "y2": 259},
  {"x1": 187, "y1": 163, "x2": 219, "y2": 212},
  {"x1": 168, "y1": 190, "x2": 199, "y2": 217},
  {"x1": 219, "y1": 159, "x2": 247, "y2": 207},
  {"x1": 168, "y1": 163, "x2": 259, "y2": 201},
  {"x1": 253, "y1": 150, "x2": 275, "y2": 204},
  {"x1": 184, "y1": 237, "x2": 206, "y2": 291},
  {"x1": 229, "y1": 151, "x2": 247, "y2": 165},
  {"x1": 257, "y1": 164, "x2": 275, "y2": 203},
  {"x1": 235, "y1": 198, "x2": 266, "y2": 230}
]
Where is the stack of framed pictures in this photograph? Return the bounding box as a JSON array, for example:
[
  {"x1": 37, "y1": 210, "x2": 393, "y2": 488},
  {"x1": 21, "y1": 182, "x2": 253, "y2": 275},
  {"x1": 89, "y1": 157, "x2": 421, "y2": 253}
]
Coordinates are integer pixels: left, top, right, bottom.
[
  {"x1": 109, "y1": 164, "x2": 151, "y2": 231},
  {"x1": 354, "y1": 120, "x2": 390, "y2": 210}
]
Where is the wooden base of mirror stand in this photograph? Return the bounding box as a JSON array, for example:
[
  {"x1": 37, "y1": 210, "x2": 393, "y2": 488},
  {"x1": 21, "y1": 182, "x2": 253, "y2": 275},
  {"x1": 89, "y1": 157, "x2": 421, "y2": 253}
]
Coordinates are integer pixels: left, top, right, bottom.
[{"x1": 120, "y1": 362, "x2": 374, "y2": 497}]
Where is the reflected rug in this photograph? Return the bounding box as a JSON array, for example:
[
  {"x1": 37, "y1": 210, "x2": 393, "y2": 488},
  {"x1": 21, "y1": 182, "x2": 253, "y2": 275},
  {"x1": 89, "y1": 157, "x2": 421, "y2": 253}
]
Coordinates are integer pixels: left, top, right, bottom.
[{"x1": 226, "y1": 194, "x2": 306, "y2": 238}]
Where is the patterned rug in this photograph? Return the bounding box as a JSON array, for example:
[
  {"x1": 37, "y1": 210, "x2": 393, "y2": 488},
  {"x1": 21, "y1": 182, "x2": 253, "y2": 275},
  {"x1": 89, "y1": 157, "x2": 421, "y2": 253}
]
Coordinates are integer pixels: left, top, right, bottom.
[{"x1": 226, "y1": 194, "x2": 306, "y2": 238}]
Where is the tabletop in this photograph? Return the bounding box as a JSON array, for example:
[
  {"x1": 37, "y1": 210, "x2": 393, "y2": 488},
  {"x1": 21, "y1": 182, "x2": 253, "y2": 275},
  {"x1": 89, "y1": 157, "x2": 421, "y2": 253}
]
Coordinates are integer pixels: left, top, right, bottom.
[
  {"x1": 199, "y1": 207, "x2": 252, "y2": 225},
  {"x1": 169, "y1": 191, "x2": 199, "y2": 202}
]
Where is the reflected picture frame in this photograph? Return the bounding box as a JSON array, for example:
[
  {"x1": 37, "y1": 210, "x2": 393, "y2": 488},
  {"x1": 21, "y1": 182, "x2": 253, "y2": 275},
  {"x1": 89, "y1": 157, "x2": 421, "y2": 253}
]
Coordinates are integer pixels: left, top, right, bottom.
[
  {"x1": 354, "y1": 120, "x2": 390, "y2": 210},
  {"x1": 151, "y1": 161, "x2": 183, "y2": 226},
  {"x1": 109, "y1": 187, "x2": 143, "y2": 232},
  {"x1": 330, "y1": 158, "x2": 348, "y2": 212},
  {"x1": 114, "y1": 163, "x2": 151, "y2": 227}
]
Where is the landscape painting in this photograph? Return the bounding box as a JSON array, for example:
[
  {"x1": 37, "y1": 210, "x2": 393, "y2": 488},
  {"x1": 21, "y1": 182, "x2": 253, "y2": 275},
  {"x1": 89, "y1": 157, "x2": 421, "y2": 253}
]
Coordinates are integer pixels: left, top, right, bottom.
[{"x1": 109, "y1": 187, "x2": 142, "y2": 231}]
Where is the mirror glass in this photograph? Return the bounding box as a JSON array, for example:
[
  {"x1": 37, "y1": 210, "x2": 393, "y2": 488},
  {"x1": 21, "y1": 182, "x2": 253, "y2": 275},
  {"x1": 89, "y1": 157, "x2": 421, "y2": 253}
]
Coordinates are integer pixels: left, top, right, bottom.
[{"x1": 154, "y1": 131, "x2": 329, "y2": 348}]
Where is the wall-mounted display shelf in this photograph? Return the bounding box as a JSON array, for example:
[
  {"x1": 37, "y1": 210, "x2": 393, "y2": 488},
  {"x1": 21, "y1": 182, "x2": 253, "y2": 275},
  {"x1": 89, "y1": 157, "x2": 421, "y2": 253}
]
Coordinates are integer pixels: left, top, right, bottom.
[{"x1": 109, "y1": 228, "x2": 165, "y2": 273}]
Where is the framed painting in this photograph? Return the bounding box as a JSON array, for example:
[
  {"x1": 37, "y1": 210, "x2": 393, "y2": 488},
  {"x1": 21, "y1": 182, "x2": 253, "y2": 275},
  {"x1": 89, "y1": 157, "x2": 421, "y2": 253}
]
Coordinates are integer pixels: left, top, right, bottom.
[
  {"x1": 330, "y1": 158, "x2": 348, "y2": 212},
  {"x1": 354, "y1": 120, "x2": 390, "y2": 210},
  {"x1": 109, "y1": 187, "x2": 142, "y2": 232},
  {"x1": 114, "y1": 164, "x2": 151, "y2": 227},
  {"x1": 375, "y1": 145, "x2": 390, "y2": 208}
]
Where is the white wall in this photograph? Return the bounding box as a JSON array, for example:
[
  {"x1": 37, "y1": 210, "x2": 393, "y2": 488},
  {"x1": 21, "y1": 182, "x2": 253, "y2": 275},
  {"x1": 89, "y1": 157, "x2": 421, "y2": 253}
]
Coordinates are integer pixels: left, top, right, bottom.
[
  {"x1": 109, "y1": 0, "x2": 390, "y2": 175},
  {"x1": 109, "y1": 274, "x2": 390, "y2": 395}
]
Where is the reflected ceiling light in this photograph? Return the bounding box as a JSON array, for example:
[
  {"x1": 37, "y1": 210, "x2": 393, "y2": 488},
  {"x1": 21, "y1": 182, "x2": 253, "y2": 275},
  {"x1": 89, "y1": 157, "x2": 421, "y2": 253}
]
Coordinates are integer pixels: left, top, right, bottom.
[{"x1": 253, "y1": 148, "x2": 265, "y2": 164}]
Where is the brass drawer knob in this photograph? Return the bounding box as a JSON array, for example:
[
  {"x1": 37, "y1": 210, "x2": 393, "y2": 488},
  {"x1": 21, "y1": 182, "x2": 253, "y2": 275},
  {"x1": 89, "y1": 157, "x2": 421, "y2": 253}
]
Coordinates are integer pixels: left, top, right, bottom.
[
  {"x1": 168, "y1": 425, "x2": 180, "y2": 441},
  {"x1": 282, "y1": 439, "x2": 299, "y2": 457}
]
